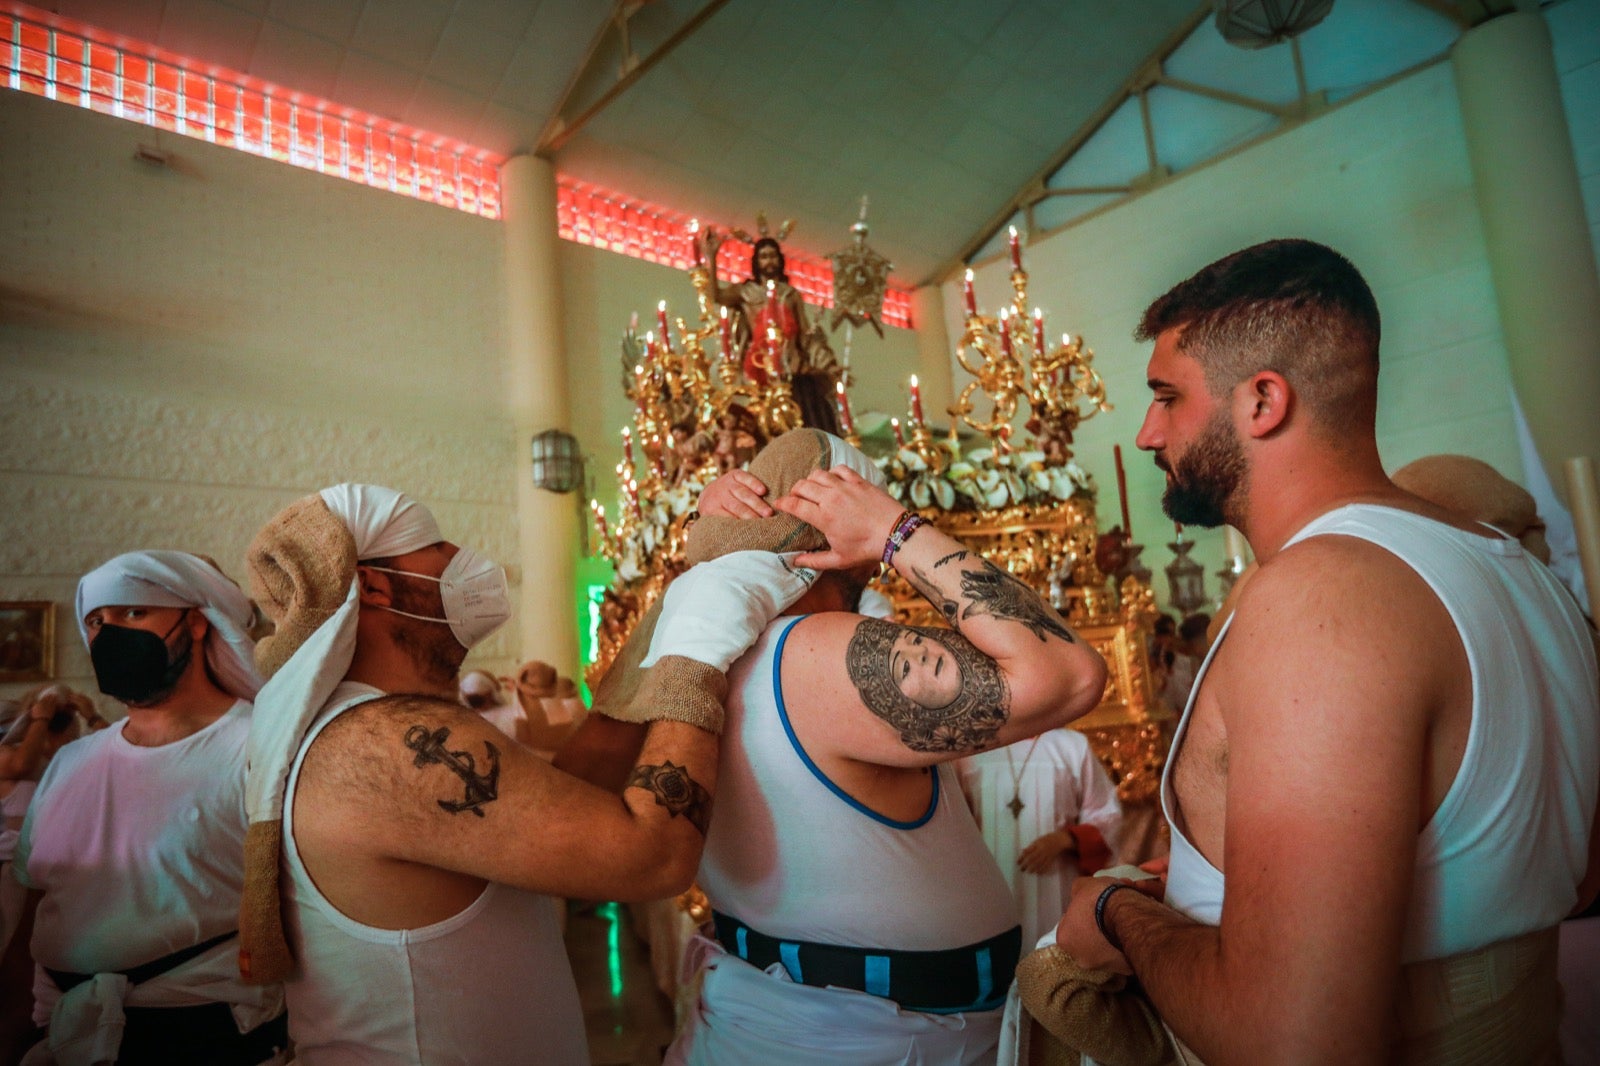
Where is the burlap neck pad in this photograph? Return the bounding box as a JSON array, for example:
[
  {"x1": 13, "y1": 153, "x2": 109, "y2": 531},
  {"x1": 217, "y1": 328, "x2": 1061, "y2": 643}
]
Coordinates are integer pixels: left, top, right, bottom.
[
  {"x1": 237, "y1": 493, "x2": 361, "y2": 984},
  {"x1": 1391, "y1": 453, "x2": 1549, "y2": 563},
  {"x1": 249, "y1": 494, "x2": 358, "y2": 680},
  {"x1": 1016, "y1": 945, "x2": 1176, "y2": 1066},
  {"x1": 595, "y1": 428, "x2": 853, "y2": 725}
]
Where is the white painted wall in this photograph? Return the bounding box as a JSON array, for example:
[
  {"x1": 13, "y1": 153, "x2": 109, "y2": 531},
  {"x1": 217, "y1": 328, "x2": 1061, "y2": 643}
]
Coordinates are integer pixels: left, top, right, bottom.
[
  {"x1": 1550, "y1": 0, "x2": 1600, "y2": 273},
  {"x1": 0, "y1": 85, "x2": 927, "y2": 710},
  {"x1": 0, "y1": 87, "x2": 517, "y2": 710},
  {"x1": 947, "y1": 60, "x2": 1517, "y2": 612}
]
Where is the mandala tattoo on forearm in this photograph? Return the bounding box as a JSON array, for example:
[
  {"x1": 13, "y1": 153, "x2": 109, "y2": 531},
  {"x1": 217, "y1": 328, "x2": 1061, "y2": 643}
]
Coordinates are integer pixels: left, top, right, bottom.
[
  {"x1": 957, "y1": 560, "x2": 1076, "y2": 643},
  {"x1": 846, "y1": 619, "x2": 1010, "y2": 753},
  {"x1": 628, "y1": 761, "x2": 713, "y2": 836},
  {"x1": 404, "y1": 724, "x2": 500, "y2": 817}
]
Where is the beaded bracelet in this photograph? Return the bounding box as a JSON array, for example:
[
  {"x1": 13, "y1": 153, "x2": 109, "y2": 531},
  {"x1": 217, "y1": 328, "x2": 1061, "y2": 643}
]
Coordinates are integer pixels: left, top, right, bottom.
[
  {"x1": 880, "y1": 511, "x2": 928, "y2": 570},
  {"x1": 1094, "y1": 882, "x2": 1133, "y2": 953}
]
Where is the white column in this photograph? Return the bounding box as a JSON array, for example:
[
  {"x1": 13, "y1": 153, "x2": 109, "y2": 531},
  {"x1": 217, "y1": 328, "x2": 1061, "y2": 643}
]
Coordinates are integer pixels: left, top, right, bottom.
[
  {"x1": 501, "y1": 154, "x2": 580, "y2": 678},
  {"x1": 1453, "y1": 13, "x2": 1600, "y2": 500}
]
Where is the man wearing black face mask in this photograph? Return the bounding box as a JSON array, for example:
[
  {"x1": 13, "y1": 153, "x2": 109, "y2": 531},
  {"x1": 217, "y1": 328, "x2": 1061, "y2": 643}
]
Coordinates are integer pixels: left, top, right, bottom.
[{"x1": 0, "y1": 550, "x2": 288, "y2": 1066}]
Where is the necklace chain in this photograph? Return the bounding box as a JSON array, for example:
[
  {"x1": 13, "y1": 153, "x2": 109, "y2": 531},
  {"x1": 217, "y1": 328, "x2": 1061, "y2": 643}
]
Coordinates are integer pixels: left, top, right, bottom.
[{"x1": 1003, "y1": 737, "x2": 1042, "y2": 819}]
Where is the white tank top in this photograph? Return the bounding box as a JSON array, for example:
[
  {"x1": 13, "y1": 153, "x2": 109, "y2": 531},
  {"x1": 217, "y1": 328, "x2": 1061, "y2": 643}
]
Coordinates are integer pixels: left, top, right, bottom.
[
  {"x1": 1162, "y1": 504, "x2": 1599, "y2": 961},
  {"x1": 699, "y1": 617, "x2": 1018, "y2": 951},
  {"x1": 282, "y1": 682, "x2": 588, "y2": 1064}
]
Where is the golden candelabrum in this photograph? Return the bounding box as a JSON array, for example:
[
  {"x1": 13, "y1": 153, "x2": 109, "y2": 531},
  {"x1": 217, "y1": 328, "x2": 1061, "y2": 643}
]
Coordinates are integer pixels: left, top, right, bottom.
[{"x1": 589, "y1": 220, "x2": 1174, "y2": 811}]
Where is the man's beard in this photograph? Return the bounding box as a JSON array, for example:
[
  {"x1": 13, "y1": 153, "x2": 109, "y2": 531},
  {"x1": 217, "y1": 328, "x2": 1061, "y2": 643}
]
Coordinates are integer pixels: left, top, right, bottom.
[
  {"x1": 1159, "y1": 412, "x2": 1246, "y2": 528},
  {"x1": 389, "y1": 582, "x2": 467, "y2": 689}
]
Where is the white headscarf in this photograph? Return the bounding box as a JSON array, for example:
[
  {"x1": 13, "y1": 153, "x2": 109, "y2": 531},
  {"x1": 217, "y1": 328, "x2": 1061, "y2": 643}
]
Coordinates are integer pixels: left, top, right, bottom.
[
  {"x1": 318, "y1": 483, "x2": 443, "y2": 561},
  {"x1": 76, "y1": 550, "x2": 263, "y2": 700}
]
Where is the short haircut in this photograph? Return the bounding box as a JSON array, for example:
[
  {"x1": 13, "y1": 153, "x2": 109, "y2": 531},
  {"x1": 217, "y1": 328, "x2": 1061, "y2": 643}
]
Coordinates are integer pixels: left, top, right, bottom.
[{"x1": 1136, "y1": 239, "x2": 1381, "y2": 433}]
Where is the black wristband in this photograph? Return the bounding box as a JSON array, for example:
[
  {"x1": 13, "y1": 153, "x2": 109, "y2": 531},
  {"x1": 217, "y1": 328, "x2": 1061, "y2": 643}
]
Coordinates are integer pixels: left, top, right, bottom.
[{"x1": 1094, "y1": 882, "x2": 1133, "y2": 953}]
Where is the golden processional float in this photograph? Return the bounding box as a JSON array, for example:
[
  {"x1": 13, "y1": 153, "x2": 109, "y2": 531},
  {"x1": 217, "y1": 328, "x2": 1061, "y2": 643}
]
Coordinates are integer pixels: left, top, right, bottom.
[{"x1": 586, "y1": 212, "x2": 1175, "y2": 815}]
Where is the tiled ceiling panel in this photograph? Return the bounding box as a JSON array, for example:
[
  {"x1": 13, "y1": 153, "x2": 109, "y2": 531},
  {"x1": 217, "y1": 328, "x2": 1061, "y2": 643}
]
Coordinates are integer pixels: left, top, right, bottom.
[{"x1": 18, "y1": 0, "x2": 1498, "y2": 284}]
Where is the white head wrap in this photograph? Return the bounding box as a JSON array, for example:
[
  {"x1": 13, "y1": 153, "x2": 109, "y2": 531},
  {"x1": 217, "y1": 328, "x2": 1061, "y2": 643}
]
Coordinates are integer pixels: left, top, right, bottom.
[
  {"x1": 75, "y1": 550, "x2": 263, "y2": 700},
  {"x1": 318, "y1": 483, "x2": 443, "y2": 561},
  {"x1": 827, "y1": 433, "x2": 888, "y2": 489},
  {"x1": 459, "y1": 669, "x2": 500, "y2": 701}
]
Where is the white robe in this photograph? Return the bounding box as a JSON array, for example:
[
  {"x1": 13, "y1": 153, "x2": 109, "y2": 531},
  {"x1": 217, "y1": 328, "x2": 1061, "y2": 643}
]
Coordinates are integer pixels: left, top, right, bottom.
[{"x1": 956, "y1": 729, "x2": 1123, "y2": 949}]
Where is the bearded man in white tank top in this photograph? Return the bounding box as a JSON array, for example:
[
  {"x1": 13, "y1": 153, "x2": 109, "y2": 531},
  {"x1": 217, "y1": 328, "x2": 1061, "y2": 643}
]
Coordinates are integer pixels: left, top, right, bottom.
[
  {"x1": 603, "y1": 432, "x2": 1107, "y2": 1064},
  {"x1": 1052, "y1": 239, "x2": 1600, "y2": 1064}
]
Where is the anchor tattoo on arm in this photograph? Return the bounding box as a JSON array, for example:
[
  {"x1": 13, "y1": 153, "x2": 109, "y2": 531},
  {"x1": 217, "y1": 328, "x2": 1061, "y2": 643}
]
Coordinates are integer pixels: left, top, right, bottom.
[
  {"x1": 404, "y1": 724, "x2": 500, "y2": 817},
  {"x1": 627, "y1": 761, "x2": 712, "y2": 836}
]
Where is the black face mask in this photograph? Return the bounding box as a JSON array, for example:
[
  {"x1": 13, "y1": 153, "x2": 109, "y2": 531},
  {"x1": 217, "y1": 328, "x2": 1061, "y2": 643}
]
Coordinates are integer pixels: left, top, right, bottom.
[{"x1": 90, "y1": 612, "x2": 193, "y2": 707}]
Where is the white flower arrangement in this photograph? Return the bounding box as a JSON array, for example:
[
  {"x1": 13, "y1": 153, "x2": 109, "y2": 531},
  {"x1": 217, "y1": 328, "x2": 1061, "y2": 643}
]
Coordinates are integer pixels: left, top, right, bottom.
[{"x1": 876, "y1": 446, "x2": 1096, "y2": 512}]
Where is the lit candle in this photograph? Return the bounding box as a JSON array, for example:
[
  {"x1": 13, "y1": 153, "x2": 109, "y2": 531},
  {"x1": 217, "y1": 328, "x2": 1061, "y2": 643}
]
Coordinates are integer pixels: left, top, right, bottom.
[
  {"x1": 835, "y1": 380, "x2": 856, "y2": 435},
  {"x1": 765, "y1": 322, "x2": 782, "y2": 378},
  {"x1": 1061, "y1": 331, "x2": 1072, "y2": 349},
  {"x1": 963, "y1": 268, "x2": 976, "y2": 316},
  {"x1": 689, "y1": 219, "x2": 702, "y2": 265},
  {"x1": 628, "y1": 479, "x2": 642, "y2": 518},
  {"x1": 891, "y1": 417, "x2": 905, "y2": 447},
  {"x1": 621, "y1": 426, "x2": 634, "y2": 468},
  {"x1": 1114, "y1": 444, "x2": 1131, "y2": 538},
  {"x1": 591, "y1": 500, "x2": 609, "y2": 542},
  {"x1": 657, "y1": 300, "x2": 670, "y2": 345},
  {"x1": 1008, "y1": 225, "x2": 1021, "y2": 271},
  {"x1": 719, "y1": 306, "x2": 731, "y2": 359},
  {"x1": 998, "y1": 308, "x2": 1014, "y2": 357},
  {"x1": 909, "y1": 374, "x2": 925, "y2": 424},
  {"x1": 1174, "y1": 521, "x2": 1184, "y2": 540},
  {"x1": 1033, "y1": 308, "x2": 1046, "y2": 353}
]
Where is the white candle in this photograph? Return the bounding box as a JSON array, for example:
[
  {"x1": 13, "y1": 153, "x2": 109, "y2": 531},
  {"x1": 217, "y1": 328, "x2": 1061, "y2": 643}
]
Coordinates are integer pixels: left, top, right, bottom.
[
  {"x1": 1564, "y1": 457, "x2": 1600, "y2": 622},
  {"x1": 1224, "y1": 525, "x2": 1249, "y2": 562}
]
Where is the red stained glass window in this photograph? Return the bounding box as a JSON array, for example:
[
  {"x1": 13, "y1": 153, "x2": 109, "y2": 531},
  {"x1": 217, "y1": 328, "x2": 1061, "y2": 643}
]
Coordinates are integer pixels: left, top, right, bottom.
[
  {"x1": 0, "y1": 10, "x2": 502, "y2": 218},
  {"x1": 0, "y1": 8, "x2": 916, "y2": 310}
]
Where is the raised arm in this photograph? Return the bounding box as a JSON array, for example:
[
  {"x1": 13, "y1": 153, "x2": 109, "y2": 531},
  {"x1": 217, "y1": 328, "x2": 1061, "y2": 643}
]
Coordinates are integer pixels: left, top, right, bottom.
[
  {"x1": 701, "y1": 227, "x2": 742, "y2": 312},
  {"x1": 774, "y1": 465, "x2": 1107, "y2": 768},
  {"x1": 303, "y1": 697, "x2": 716, "y2": 902}
]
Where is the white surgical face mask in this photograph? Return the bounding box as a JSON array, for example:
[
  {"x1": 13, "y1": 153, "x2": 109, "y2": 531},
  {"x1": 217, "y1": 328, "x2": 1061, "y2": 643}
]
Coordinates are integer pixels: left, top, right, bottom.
[{"x1": 365, "y1": 547, "x2": 511, "y2": 649}]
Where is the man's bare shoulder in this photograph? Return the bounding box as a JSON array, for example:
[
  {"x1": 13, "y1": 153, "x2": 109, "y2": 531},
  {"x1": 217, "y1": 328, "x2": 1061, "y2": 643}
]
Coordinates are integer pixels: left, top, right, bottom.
[
  {"x1": 1215, "y1": 531, "x2": 1461, "y2": 732},
  {"x1": 1232, "y1": 532, "x2": 1443, "y2": 627},
  {"x1": 301, "y1": 695, "x2": 508, "y2": 818}
]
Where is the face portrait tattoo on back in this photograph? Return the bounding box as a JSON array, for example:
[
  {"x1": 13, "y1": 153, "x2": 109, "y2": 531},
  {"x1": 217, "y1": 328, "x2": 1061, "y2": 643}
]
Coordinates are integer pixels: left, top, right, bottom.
[{"x1": 845, "y1": 618, "x2": 1010, "y2": 752}]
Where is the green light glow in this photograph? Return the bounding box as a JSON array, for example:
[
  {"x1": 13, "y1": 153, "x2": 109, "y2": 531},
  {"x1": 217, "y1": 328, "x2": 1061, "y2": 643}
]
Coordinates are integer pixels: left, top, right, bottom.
[{"x1": 599, "y1": 900, "x2": 624, "y2": 998}]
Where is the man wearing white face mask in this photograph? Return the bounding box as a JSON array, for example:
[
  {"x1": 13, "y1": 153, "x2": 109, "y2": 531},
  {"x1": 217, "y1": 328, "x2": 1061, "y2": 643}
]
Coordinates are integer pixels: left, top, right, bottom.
[{"x1": 239, "y1": 484, "x2": 803, "y2": 1064}]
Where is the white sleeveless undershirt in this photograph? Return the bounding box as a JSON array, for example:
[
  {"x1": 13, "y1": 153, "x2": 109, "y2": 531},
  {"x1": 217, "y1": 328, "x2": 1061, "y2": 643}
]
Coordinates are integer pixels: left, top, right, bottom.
[
  {"x1": 1162, "y1": 505, "x2": 1599, "y2": 962},
  {"x1": 699, "y1": 617, "x2": 1018, "y2": 951},
  {"x1": 281, "y1": 681, "x2": 588, "y2": 1064}
]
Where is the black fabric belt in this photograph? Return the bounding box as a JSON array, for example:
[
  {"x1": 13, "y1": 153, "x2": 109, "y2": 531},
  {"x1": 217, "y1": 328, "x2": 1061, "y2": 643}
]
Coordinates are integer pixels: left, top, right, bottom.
[
  {"x1": 45, "y1": 929, "x2": 239, "y2": 993},
  {"x1": 712, "y1": 910, "x2": 1020, "y2": 1014},
  {"x1": 44, "y1": 930, "x2": 287, "y2": 1066}
]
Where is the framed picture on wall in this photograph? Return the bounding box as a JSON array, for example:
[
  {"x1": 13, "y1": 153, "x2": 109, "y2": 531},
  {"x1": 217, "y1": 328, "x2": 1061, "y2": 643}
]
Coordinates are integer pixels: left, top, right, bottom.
[{"x1": 0, "y1": 601, "x2": 55, "y2": 683}]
